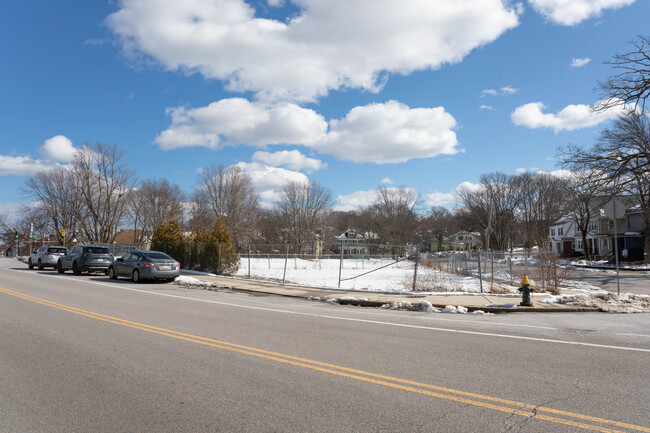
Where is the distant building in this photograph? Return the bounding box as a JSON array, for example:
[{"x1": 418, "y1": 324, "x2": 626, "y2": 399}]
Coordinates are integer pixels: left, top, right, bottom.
[
  {"x1": 337, "y1": 229, "x2": 366, "y2": 258},
  {"x1": 450, "y1": 231, "x2": 481, "y2": 250}
]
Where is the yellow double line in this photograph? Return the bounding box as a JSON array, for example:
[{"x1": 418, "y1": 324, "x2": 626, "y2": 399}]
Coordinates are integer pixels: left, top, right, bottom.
[{"x1": 2, "y1": 286, "x2": 648, "y2": 433}]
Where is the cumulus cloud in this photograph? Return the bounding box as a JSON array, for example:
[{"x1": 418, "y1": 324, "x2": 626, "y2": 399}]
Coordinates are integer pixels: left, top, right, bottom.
[
  {"x1": 0, "y1": 155, "x2": 57, "y2": 176},
  {"x1": 234, "y1": 161, "x2": 309, "y2": 203},
  {"x1": 511, "y1": 99, "x2": 628, "y2": 132},
  {"x1": 107, "y1": 0, "x2": 521, "y2": 102},
  {"x1": 335, "y1": 189, "x2": 378, "y2": 211},
  {"x1": 425, "y1": 181, "x2": 480, "y2": 207},
  {"x1": 154, "y1": 98, "x2": 327, "y2": 150},
  {"x1": 317, "y1": 100, "x2": 460, "y2": 164},
  {"x1": 39, "y1": 135, "x2": 77, "y2": 162},
  {"x1": 528, "y1": 0, "x2": 635, "y2": 26},
  {"x1": 251, "y1": 150, "x2": 326, "y2": 173},
  {"x1": 381, "y1": 178, "x2": 393, "y2": 184},
  {"x1": 156, "y1": 99, "x2": 461, "y2": 164},
  {"x1": 570, "y1": 57, "x2": 591, "y2": 67}
]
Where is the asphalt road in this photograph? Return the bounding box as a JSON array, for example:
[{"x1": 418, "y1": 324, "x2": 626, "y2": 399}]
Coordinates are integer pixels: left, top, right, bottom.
[
  {"x1": 569, "y1": 267, "x2": 650, "y2": 295},
  {"x1": 1, "y1": 257, "x2": 649, "y2": 432}
]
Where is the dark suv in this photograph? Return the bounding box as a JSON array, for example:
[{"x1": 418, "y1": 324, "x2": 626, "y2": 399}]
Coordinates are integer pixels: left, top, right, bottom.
[{"x1": 57, "y1": 245, "x2": 114, "y2": 275}]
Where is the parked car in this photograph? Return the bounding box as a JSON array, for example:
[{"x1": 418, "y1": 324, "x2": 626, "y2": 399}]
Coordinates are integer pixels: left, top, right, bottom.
[
  {"x1": 57, "y1": 245, "x2": 114, "y2": 275},
  {"x1": 28, "y1": 245, "x2": 68, "y2": 270},
  {"x1": 108, "y1": 251, "x2": 180, "y2": 283}
]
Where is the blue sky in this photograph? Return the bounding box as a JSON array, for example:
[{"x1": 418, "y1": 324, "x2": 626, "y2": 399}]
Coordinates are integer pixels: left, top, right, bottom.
[{"x1": 1, "y1": 0, "x2": 648, "y2": 219}]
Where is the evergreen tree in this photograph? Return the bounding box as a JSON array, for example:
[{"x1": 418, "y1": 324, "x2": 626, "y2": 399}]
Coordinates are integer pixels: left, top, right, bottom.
[{"x1": 151, "y1": 219, "x2": 187, "y2": 266}]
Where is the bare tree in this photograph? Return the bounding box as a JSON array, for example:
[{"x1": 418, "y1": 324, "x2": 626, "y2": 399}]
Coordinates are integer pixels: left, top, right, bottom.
[
  {"x1": 420, "y1": 206, "x2": 458, "y2": 251},
  {"x1": 127, "y1": 178, "x2": 185, "y2": 242},
  {"x1": 598, "y1": 35, "x2": 650, "y2": 112},
  {"x1": 277, "y1": 180, "x2": 333, "y2": 245},
  {"x1": 194, "y1": 164, "x2": 260, "y2": 243},
  {"x1": 457, "y1": 173, "x2": 521, "y2": 251},
  {"x1": 513, "y1": 172, "x2": 572, "y2": 248},
  {"x1": 560, "y1": 112, "x2": 650, "y2": 256},
  {"x1": 72, "y1": 143, "x2": 136, "y2": 243},
  {"x1": 22, "y1": 166, "x2": 82, "y2": 243},
  {"x1": 369, "y1": 186, "x2": 420, "y2": 246}
]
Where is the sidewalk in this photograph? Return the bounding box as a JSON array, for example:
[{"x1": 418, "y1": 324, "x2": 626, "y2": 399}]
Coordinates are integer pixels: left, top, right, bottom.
[{"x1": 178, "y1": 273, "x2": 597, "y2": 313}]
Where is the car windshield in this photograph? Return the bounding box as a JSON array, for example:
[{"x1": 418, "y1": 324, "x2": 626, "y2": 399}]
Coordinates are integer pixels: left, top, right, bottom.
[
  {"x1": 86, "y1": 247, "x2": 111, "y2": 254},
  {"x1": 48, "y1": 247, "x2": 67, "y2": 253},
  {"x1": 142, "y1": 252, "x2": 172, "y2": 260}
]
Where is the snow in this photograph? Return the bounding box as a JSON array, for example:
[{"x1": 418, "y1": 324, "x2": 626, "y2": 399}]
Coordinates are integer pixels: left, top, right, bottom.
[
  {"x1": 542, "y1": 293, "x2": 650, "y2": 313},
  {"x1": 234, "y1": 257, "x2": 519, "y2": 293}
]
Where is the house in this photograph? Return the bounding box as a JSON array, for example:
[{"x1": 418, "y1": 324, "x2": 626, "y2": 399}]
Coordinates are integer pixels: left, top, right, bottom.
[
  {"x1": 337, "y1": 229, "x2": 367, "y2": 258},
  {"x1": 450, "y1": 231, "x2": 482, "y2": 250},
  {"x1": 549, "y1": 196, "x2": 645, "y2": 260}
]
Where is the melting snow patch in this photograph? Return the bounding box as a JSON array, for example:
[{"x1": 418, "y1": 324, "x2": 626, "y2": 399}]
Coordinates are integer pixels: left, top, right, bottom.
[
  {"x1": 544, "y1": 293, "x2": 650, "y2": 313},
  {"x1": 175, "y1": 276, "x2": 213, "y2": 287}
]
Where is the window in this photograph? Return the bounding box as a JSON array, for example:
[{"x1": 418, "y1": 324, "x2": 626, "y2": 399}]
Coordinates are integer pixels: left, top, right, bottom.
[
  {"x1": 558, "y1": 227, "x2": 564, "y2": 236},
  {"x1": 551, "y1": 228, "x2": 556, "y2": 236}
]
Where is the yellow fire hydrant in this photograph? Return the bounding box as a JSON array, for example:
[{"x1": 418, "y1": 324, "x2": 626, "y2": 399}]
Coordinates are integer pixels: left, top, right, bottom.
[{"x1": 518, "y1": 274, "x2": 533, "y2": 307}]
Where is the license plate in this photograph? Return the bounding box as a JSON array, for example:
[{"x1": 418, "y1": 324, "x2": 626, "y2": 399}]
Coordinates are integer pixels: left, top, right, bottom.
[{"x1": 160, "y1": 265, "x2": 171, "y2": 270}]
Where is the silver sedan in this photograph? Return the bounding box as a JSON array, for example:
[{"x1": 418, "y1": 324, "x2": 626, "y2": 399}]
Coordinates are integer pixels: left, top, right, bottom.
[{"x1": 108, "y1": 251, "x2": 180, "y2": 283}]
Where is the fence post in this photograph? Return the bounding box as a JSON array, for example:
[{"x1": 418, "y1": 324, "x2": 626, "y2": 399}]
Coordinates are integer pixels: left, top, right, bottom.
[
  {"x1": 282, "y1": 244, "x2": 289, "y2": 283},
  {"x1": 477, "y1": 249, "x2": 483, "y2": 293},
  {"x1": 412, "y1": 245, "x2": 420, "y2": 291},
  {"x1": 338, "y1": 245, "x2": 344, "y2": 288},
  {"x1": 248, "y1": 244, "x2": 251, "y2": 278},
  {"x1": 218, "y1": 243, "x2": 222, "y2": 275}
]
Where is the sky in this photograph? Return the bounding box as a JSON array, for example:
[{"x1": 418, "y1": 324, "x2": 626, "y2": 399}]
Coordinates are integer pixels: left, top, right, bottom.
[{"x1": 1, "y1": 0, "x2": 648, "y2": 220}]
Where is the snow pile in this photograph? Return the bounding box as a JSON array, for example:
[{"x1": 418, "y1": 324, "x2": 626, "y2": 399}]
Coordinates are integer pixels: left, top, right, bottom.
[
  {"x1": 542, "y1": 292, "x2": 650, "y2": 313},
  {"x1": 175, "y1": 275, "x2": 213, "y2": 287}
]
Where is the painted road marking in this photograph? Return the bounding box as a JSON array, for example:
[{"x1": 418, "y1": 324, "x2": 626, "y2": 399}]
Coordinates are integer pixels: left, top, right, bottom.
[{"x1": 1, "y1": 287, "x2": 649, "y2": 433}]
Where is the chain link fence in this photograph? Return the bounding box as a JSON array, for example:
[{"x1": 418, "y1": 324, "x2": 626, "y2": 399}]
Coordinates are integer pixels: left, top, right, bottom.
[{"x1": 6, "y1": 237, "x2": 571, "y2": 293}]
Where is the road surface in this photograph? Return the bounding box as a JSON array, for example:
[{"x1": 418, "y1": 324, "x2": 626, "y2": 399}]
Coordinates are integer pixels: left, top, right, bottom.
[{"x1": 1, "y1": 257, "x2": 649, "y2": 432}]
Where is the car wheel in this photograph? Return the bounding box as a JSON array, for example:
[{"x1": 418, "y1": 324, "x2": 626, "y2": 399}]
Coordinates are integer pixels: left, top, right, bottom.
[
  {"x1": 28, "y1": 259, "x2": 34, "y2": 269},
  {"x1": 72, "y1": 262, "x2": 81, "y2": 275},
  {"x1": 108, "y1": 267, "x2": 118, "y2": 280},
  {"x1": 132, "y1": 269, "x2": 140, "y2": 283},
  {"x1": 57, "y1": 261, "x2": 65, "y2": 273},
  {"x1": 38, "y1": 260, "x2": 44, "y2": 270}
]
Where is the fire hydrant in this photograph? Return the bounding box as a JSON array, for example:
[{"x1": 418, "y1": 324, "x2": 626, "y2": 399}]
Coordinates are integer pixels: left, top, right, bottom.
[{"x1": 518, "y1": 274, "x2": 533, "y2": 307}]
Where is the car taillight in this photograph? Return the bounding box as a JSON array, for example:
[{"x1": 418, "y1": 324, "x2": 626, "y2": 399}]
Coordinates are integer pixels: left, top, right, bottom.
[
  {"x1": 175, "y1": 262, "x2": 180, "y2": 269},
  {"x1": 81, "y1": 253, "x2": 89, "y2": 257},
  {"x1": 143, "y1": 262, "x2": 155, "y2": 267},
  {"x1": 44, "y1": 252, "x2": 53, "y2": 256}
]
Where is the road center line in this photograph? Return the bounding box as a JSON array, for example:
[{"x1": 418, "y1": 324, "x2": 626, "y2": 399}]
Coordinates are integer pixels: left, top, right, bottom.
[{"x1": 1, "y1": 286, "x2": 648, "y2": 433}]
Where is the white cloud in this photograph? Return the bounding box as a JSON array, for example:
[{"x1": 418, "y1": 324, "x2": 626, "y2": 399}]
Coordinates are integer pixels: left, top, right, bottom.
[
  {"x1": 480, "y1": 89, "x2": 498, "y2": 97},
  {"x1": 251, "y1": 150, "x2": 326, "y2": 173},
  {"x1": 381, "y1": 178, "x2": 393, "y2": 184},
  {"x1": 234, "y1": 161, "x2": 309, "y2": 203},
  {"x1": 317, "y1": 100, "x2": 460, "y2": 164},
  {"x1": 570, "y1": 57, "x2": 591, "y2": 67},
  {"x1": 157, "y1": 99, "x2": 460, "y2": 164},
  {"x1": 0, "y1": 155, "x2": 57, "y2": 176},
  {"x1": 480, "y1": 105, "x2": 495, "y2": 110},
  {"x1": 154, "y1": 98, "x2": 327, "y2": 150},
  {"x1": 527, "y1": 0, "x2": 635, "y2": 26},
  {"x1": 425, "y1": 181, "x2": 479, "y2": 207},
  {"x1": 39, "y1": 135, "x2": 77, "y2": 162},
  {"x1": 335, "y1": 189, "x2": 378, "y2": 212},
  {"x1": 511, "y1": 99, "x2": 628, "y2": 132},
  {"x1": 515, "y1": 167, "x2": 527, "y2": 174},
  {"x1": 480, "y1": 86, "x2": 517, "y2": 97},
  {"x1": 107, "y1": 0, "x2": 521, "y2": 102}
]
